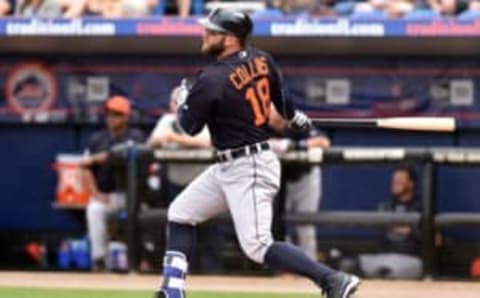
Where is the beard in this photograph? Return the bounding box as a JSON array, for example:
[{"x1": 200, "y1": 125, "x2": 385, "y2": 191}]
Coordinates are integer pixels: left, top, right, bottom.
[
  {"x1": 393, "y1": 187, "x2": 413, "y2": 202},
  {"x1": 201, "y1": 37, "x2": 226, "y2": 57}
]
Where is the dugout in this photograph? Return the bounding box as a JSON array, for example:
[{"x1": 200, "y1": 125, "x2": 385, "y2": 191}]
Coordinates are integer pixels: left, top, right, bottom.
[{"x1": 111, "y1": 144, "x2": 480, "y2": 278}]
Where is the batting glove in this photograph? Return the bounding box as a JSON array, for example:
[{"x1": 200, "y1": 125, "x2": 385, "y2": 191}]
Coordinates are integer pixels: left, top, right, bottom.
[
  {"x1": 174, "y1": 78, "x2": 190, "y2": 107},
  {"x1": 289, "y1": 110, "x2": 311, "y2": 131}
]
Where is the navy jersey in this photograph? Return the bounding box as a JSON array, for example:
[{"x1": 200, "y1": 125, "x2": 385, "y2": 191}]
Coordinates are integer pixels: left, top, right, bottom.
[
  {"x1": 87, "y1": 128, "x2": 145, "y2": 193},
  {"x1": 178, "y1": 47, "x2": 295, "y2": 150}
]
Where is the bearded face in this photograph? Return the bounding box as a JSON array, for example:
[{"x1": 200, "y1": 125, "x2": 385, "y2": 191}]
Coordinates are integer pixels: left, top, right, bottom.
[
  {"x1": 391, "y1": 170, "x2": 414, "y2": 202},
  {"x1": 201, "y1": 30, "x2": 227, "y2": 57}
]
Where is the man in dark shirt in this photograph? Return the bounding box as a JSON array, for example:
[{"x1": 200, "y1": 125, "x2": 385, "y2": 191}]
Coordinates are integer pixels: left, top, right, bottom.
[
  {"x1": 82, "y1": 95, "x2": 145, "y2": 271},
  {"x1": 358, "y1": 166, "x2": 423, "y2": 279},
  {"x1": 155, "y1": 8, "x2": 359, "y2": 298}
]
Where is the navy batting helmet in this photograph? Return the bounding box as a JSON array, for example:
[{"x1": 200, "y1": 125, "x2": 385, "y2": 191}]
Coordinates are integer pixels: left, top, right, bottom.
[{"x1": 198, "y1": 8, "x2": 253, "y2": 38}]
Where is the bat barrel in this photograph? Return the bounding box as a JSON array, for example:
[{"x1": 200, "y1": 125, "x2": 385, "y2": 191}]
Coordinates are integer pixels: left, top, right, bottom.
[
  {"x1": 311, "y1": 117, "x2": 455, "y2": 132},
  {"x1": 377, "y1": 117, "x2": 455, "y2": 132}
]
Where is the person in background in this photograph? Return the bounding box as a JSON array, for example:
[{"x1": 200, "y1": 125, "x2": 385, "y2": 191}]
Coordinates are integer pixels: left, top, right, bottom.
[
  {"x1": 469, "y1": 0, "x2": 480, "y2": 11},
  {"x1": 387, "y1": 0, "x2": 415, "y2": 18},
  {"x1": 14, "y1": 0, "x2": 86, "y2": 18},
  {"x1": 425, "y1": 0, "x2": 468, "y2": 16},
  {"x1": 356, "y1": 166, "x2": 423, "y2": 279},
  {"x1": 174, "y1": 0, "x2": 192, "y2": 17},
  {"x1": 457, "y1": 0, "x2": 480, "y2": 19},
  {"x1": 334, "y1": 0, "x2": 361, "y2": 16},
  {"x1": 308, "y1": 0, "x2": 337, "y2": 17},
  {"x1": 82, "y1": 95, "x2": 145, "y2": 271},
  {"x1": 268, "y1": 105, "x2": 331, "y2": 261},
  {"x1": 352, "y1": 0, "x2": 415, "y2": 18},
  {"x1": 0, "y1": 0, "x2": 13, "y2": 16},
  {"x1": 353, "y1": 0, "x2": 389, "y2": 13},
  {"x1": 83, "y1": 0, "x2": 157, "y2": 17},
  {"x1": 82, "y1": 0, "x2": 105, "y2": 16},
  {"x1": 252, "y1": 0, "x2": 334, "y2": 18},
  {"x1": 147, "y1": 84, "x2": 223, "y2": 274},
  {"x1": 122, "y1": 0, "x2": 157, "y2": 17}
]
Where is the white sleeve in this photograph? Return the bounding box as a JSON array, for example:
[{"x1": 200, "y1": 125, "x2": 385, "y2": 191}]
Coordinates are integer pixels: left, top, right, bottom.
[
  {"x1": 194, "y1": 125, "x2": 211, "y2": 142},
  {"x1": 149, "y1": 114, "x2": 175, "y2": 139}
]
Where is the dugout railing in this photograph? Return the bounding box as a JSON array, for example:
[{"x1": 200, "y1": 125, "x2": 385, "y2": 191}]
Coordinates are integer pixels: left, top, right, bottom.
[{"x1": 111, "y1": 144, "x2": 480, "y2": 276}]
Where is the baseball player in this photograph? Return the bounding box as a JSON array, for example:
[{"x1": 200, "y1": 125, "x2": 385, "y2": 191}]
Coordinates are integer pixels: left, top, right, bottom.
[{"x1": 154, "y1": 8, "x2": 359, "y2": 298}]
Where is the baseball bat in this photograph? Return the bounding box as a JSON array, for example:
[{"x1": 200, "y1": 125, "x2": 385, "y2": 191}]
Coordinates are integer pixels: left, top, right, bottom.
[{"x1": 311, "y1": 117, "x2": 456, "y2": 132}]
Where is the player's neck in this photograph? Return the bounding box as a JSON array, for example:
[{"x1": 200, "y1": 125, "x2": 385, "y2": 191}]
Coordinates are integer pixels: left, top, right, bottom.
[
  {"x1": 217, "y1": 45, "x2": 243, "y2": 60},
  {"x1": 396, "y1": 192, "x2": 414, "y2": 204}
]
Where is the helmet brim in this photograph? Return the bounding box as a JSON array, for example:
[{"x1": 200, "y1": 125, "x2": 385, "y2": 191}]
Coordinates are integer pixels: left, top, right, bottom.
[{"x1": 198, "y1": 18, "x2": 229, "y2": 34}]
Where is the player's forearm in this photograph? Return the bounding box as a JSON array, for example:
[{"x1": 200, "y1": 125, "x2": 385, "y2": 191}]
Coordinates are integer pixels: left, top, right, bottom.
[
  {"x1": 87, "y1": 152, "x2": 109, "y2": 165},
  {"x1": 267, "y1": 103, "x2": 288, "y2": 131},
  {"x1": 270, "y1": 97, "x2": 311, "y2": 131},
  {"x1": 146, "y1": 136, "x2": 161, "y2": 148},
  {"x1": 306, "y1": 136, "x2": 331, "y2": 148},
  {"x1": 171, "y1": 133, "x2": 210, "y2": 148}
]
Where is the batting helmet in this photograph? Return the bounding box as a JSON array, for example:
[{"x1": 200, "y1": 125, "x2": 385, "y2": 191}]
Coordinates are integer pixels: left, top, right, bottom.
[{"x1": 198, "y1": 8, "x2": 253, "y2": 38}]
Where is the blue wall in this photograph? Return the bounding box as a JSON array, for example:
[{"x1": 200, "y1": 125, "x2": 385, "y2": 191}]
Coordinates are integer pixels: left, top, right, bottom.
[{"x1": 0, "y1": 125, "x2": 99, "y2": 231}]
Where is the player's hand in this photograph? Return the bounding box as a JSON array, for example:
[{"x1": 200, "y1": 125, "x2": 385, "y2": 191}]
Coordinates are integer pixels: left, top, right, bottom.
[
  {"x1": 79, "y1": 152, "x2": 109, "y2": 168},
  {"x1": 79, "y1": 156, "x2": 94, "y2": 167},
  {"x1": 390, "y1": 225, "x2": 412, "y2": 237},
  {"x1": 289, "y1": 110, "x2": 311, "y2": 131}
]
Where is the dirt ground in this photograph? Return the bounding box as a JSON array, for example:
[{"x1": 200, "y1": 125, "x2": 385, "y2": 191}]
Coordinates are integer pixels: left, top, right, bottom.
[{"x1": 0, "y1": 271, "x2": 479, "y2": 298}]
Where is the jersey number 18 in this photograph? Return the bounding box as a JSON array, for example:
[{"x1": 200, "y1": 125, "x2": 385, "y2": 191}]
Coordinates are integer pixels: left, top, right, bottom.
[{"x1": 245, "y1": 77, "x2": 270, "y2": 126}]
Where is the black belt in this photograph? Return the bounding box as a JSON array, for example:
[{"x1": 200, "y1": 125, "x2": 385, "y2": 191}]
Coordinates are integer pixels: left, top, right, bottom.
[{"x1": 216, "y1": 142, "x2": 270, "y2": 162}]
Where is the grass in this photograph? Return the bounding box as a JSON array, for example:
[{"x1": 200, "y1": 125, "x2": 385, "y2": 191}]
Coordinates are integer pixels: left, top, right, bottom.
[{"x1": 0, "y1": 287, "x2": 320, "y2": 298}]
